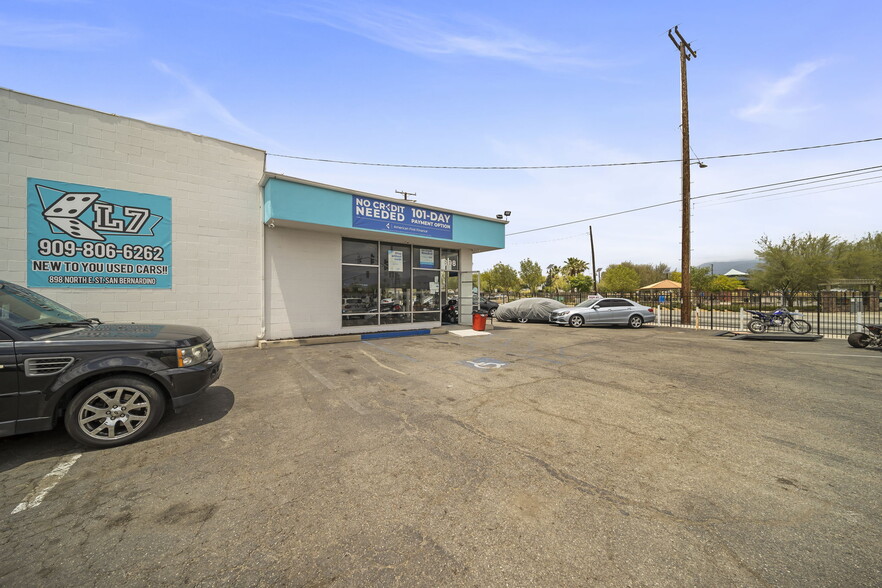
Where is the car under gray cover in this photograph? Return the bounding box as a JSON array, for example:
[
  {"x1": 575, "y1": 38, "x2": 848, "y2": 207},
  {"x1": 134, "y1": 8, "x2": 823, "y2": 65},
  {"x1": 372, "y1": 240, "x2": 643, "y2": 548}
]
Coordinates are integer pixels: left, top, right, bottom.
[{"x1": 495, "y1": 297, "x2": 567, "y2": 322}]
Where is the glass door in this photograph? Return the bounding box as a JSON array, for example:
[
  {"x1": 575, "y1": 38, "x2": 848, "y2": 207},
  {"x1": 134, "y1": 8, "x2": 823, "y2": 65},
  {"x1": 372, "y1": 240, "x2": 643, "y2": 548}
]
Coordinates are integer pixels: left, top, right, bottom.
[{"x1": 441, "y1": 249, "x2": 460, "y2": 324}]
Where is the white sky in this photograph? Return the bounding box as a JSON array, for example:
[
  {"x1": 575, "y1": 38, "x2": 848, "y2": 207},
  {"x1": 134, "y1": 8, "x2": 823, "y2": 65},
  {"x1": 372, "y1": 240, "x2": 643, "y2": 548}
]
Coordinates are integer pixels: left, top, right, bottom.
[{"x1": 2, "y1": 0, "x2": 880, "y2": 274}]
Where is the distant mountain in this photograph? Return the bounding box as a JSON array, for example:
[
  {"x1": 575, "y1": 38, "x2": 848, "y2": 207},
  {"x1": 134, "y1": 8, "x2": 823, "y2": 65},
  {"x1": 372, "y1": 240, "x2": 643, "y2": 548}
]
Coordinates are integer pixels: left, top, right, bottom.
[{"x1": 698, "y1": 259, "x2": 759, "y2": 275}]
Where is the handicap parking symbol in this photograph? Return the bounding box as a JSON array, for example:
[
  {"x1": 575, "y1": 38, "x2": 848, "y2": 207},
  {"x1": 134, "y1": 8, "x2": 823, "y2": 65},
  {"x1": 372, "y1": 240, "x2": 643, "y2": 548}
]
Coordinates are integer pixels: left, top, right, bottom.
[{"x1": 463, "y1": 357, "x2": 508, "y2": 370}]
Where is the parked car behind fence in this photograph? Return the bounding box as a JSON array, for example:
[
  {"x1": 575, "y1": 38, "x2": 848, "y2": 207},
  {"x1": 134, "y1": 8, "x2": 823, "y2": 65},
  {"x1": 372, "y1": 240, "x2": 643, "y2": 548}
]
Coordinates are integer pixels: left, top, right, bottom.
[
  {"x1": 495, "y1": 289, "x2": 880, "y2": 336},
  {"x1": 549, "y1": 297, "x2": 656, "y2": 328}
]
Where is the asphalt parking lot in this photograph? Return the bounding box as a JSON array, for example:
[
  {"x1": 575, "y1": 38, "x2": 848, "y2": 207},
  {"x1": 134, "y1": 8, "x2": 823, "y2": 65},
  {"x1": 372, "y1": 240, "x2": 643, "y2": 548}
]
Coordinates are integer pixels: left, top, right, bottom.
[{"x1": 1, "y1": 323, "x2": 880, "y2": 586}]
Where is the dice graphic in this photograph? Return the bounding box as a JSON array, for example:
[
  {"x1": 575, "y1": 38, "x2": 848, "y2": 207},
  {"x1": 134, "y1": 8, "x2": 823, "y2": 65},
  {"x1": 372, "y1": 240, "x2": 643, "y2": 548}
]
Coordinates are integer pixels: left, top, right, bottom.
[{"x1": 41, "y1": 191, "x2": 105, "y2": 241}]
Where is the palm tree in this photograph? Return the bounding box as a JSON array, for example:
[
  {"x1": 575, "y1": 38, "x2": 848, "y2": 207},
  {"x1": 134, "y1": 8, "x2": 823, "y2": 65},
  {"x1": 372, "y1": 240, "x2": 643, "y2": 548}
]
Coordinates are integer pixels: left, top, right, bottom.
[{"x1": 562, "y1": 257, "x2": 589, "y2": 277}]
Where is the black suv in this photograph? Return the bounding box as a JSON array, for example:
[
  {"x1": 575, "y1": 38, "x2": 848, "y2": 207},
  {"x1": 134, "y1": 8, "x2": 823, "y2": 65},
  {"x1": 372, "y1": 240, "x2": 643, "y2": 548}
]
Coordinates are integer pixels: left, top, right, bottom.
[
  {"x1": 480, "y1": 297, "x2": 499, "y2": 317},
  {"x1": 0, "y1": 280, "x2": 222, "y2": 448}
]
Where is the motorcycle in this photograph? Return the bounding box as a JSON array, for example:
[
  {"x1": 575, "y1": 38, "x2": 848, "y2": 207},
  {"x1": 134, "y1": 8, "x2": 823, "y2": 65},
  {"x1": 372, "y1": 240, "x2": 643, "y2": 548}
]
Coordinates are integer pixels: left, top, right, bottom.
[
  {"x1": 441, "y1": 299, "x2": 458, "y2": 324},
  {"x1": 847, "y1": 323, "x2": 882, "y2": 349},
  {"x1": 745, "y1": 308, "x2": 812, "y2": 334}
]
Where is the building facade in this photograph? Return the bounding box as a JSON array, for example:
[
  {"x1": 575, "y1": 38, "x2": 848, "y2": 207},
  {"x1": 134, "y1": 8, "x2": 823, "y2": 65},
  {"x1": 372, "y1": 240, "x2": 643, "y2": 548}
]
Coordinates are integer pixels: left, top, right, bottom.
[{"x1": 0, "y1": 89, "x2": 505, "y2": 348}]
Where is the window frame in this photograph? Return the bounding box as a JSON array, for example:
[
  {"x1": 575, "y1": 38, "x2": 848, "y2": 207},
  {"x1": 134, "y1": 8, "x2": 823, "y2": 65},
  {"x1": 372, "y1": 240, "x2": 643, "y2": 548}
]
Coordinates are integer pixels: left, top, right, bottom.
[{"x1": 342, "y1": 238, "x2": 455, "y2": 327}]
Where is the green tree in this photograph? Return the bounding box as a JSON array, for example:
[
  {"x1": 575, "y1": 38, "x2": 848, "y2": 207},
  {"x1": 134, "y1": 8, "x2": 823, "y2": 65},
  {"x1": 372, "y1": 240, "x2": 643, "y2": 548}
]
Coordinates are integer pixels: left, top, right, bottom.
[
  {"x1": 479, "y1": 267, "x2": 499, "y2": 294},
  {"x1": 834, "y1": 232, "x2": 882, "y2": 284},
  {"x1": 485, "y1": 262, "x2": 520, "y2": 296},
  {"x1": 708, "y1": 275, "x2": 745, "y2": 292},
  {"x1": 562, "y1": 257, "x2": 589, "y2": 277},
  {"x1": 670, "y1": 266, "x2": 713, "y2": 292},
  {"x1": 567, "y1": 274, "x2": 594, "y2": 293},
  {"x1": 752, "y1": 233, "x2": 838, "y2": 305},
  {"x1": 598, "y1": 264, "x2": 640, "y2": 293},
  {"x1": 519, "y1": 258, "x2": 545, "y2": 295},
  {"x1": 480, "y1": 263, "x2": 511, "y2": 294},
  {"x1": 650, "y1": 262, "x2": 673, "y2": 284},
  {"x1": 616, "y1": 262, "x2": 672, "y2": 288},
  {"x1": 545, "y1": 264, "x2": 561, "y2": 289},
  {"x1": 552, "y1": 274, "x2": 570, "y2": 294}
]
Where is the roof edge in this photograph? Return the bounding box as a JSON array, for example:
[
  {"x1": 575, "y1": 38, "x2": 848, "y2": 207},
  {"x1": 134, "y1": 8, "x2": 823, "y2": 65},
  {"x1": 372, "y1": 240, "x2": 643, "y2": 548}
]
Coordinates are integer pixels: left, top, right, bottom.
[
  {"x1": 1, "y1": 87, "x2": 266, "y2": 156},
  {"x1": 261, "y1": 171, "x2": 508, "y2": 224}
]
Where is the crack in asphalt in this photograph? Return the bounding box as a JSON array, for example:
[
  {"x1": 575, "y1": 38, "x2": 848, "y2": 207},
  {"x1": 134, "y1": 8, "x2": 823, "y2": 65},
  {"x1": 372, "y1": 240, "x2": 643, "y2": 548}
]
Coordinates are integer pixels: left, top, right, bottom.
[{"x1": 439, "y1": 414, "x2": 822, "y2": 529}]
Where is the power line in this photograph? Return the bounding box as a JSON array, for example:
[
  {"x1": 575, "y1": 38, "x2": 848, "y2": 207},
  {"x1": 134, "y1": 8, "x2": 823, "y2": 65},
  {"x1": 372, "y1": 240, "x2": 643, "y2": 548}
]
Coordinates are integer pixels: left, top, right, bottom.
[
  {"x1": 504, "y1": 175, "x2": 881, "y2": 243},
  {"x1": 697, "y1": 165, "x2": 882, "y2": 200},
  {"x1": 507, "y1": 164, "x2": 882, "y2": 237},
  {"x1": 506, "y1": 230, "x2": 591, "y2": 246},
  {"x1": 698, "y1": 176, "x2": 882, "y2": 208},
  {"x1": 266, "y1": 136, "x2": 882, "y2": 170},
  {"x1": 509, "y1": 200, "x2": 678, "y2": 237}
]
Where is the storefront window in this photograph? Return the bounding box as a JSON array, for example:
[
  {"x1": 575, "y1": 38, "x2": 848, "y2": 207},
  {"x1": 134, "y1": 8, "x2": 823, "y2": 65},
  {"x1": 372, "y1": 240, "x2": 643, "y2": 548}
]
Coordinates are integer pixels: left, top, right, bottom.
[
  {"x1": 342, "y1": 266, "x2": 378, "y2": 326},
  {"x1": 380, "y1": 243, "x2": 411, "y2": 313},
  {"x1": 380, "y1": 313, "x2": 411, "y2": 325},
  {"x1": 413, "y1": 312, "x2": 441, "y2": 323},
  {"x1": 413, "y1": 247, "x2": 439, "y2": 270},
  {"x1": 412, "y1": 270, "x2": 441, "y2": 313},
  {"x1": 343, "y1": 239, "x2": 378, "y2": 265},
  {"x1": 342, "y1": 239, "x2": 449, "y2": 327},
  {"x1": 441, "y1": 249, "x2": 459, "y2": 272}
]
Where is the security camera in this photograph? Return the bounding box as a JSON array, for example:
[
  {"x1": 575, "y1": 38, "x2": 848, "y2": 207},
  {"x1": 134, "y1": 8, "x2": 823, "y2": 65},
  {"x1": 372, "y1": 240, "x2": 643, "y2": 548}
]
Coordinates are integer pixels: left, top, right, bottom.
[
  {"x1": 504, "y1": 211, "x2": 511, "y2": 216},
  {"x1": 496, "y1": 214, "x2": 504, "y2": 219}
]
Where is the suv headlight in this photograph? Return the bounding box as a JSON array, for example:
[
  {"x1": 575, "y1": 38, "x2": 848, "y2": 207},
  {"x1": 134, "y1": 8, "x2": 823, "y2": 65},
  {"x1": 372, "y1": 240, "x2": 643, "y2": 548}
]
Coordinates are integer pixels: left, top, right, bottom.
[{"x1": 177, "y1": 342, "x2": 210, "y2": 367}]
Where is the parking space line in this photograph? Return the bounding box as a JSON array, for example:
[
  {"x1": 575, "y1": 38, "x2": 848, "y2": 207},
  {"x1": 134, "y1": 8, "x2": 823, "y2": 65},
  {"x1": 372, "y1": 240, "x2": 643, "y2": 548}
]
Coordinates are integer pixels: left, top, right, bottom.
[
  {"x1": 11, "y1": 453, "x2": 82, "y2": 515},
  {"x1": 786, "y1": 352, "x2": 880, "y2": 358},
  {"x1": 293, "y1": 356, "x2": 369, "y2": 415},
  {"x1": 295, "y1": 357, "x2": 338, "y2": 389},
  {"x1": 360, "y1": 349, "x2": 406, "y2": 375},
  {"x1": 361, "y1": 341, "x2": 419, "y2": 362}
]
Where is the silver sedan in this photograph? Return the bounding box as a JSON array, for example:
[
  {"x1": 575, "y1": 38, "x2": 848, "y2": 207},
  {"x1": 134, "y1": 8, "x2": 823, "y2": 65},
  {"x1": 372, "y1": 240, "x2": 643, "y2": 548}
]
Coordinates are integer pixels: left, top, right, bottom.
[{"x1": 549, "y1": 297, "x2": 656, "y2": 328}]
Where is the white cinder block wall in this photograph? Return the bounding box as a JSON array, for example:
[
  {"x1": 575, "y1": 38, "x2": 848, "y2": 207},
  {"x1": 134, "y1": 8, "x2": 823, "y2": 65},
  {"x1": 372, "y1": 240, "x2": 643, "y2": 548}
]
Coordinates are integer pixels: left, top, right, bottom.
[
  {"x1": 265, "y1": 227, "x2": 341, "y2": 339},
  {"x1": 0, "y1": 89, "x2": 266, "y2": 348}
]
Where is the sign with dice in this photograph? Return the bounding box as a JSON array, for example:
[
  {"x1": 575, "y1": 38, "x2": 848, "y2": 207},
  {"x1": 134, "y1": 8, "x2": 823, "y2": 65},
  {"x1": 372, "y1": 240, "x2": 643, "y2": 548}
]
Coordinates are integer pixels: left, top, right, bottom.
[{"x1": 27, "y1": 178, "x2": 172, "y2": 288}]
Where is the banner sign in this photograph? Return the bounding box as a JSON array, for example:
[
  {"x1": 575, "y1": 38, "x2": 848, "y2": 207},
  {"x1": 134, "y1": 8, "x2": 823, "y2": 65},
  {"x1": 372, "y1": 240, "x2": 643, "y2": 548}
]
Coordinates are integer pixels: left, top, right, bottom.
[
  {"x1": 27, "y1": 178, "x2": 172, "y2": 288},
  {"x1": 352, "y1": 196, "x2": 453, "y2": 240}
]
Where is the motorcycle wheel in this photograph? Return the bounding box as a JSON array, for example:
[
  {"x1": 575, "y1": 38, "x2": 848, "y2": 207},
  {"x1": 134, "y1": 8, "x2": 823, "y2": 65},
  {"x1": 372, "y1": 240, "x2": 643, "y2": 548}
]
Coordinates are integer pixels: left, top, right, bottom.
[
  {"x1": 789, "y1": 319, "x2": 812, "y2": 335},
  {"x1": 847, "y1": 332, "x2": 870, "y2": 348},
  {"x1": 747, "y1": 319, "x2": 767, "y2": 334}
]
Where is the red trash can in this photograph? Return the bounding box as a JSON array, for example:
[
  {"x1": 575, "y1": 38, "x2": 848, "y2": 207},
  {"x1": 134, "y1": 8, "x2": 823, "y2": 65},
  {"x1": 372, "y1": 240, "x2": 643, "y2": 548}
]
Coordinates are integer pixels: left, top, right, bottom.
[{"x1": 472, "y1": 311, "x2": 487, "y2": 331}]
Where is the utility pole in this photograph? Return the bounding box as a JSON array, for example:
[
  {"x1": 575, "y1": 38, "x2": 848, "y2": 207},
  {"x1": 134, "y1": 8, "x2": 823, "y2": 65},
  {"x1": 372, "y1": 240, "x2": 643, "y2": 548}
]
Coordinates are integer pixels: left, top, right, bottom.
[
  {"x1": 589, "y1": 226, "x2": 598, "y2": 294},
  {"x1": 395, "y1": 190, "x2": 416, "y2": 202},
  {"x1": 668, "y1": 25, "x2": 697, "y2": 325}
]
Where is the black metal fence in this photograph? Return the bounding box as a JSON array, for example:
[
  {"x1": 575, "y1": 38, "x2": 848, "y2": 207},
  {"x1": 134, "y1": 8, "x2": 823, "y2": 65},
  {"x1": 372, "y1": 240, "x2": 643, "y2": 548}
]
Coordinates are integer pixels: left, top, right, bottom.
[{"x1": 491, "y1": 290, "x2": 882, "y2": 337}]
